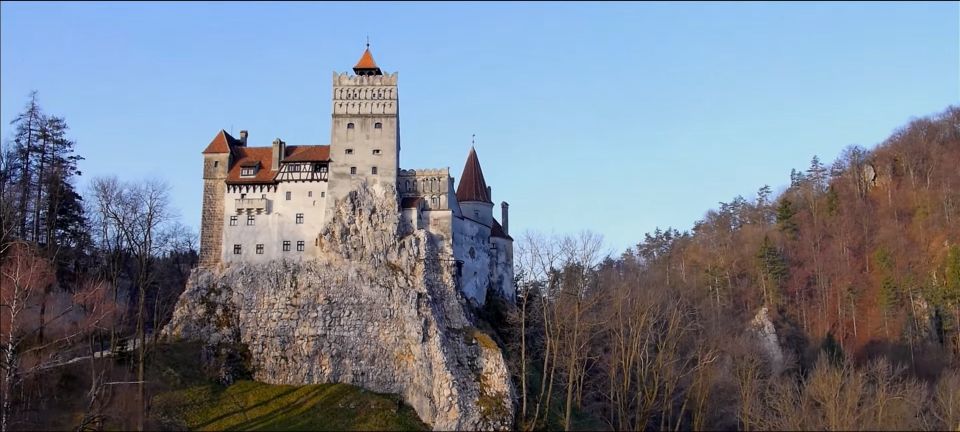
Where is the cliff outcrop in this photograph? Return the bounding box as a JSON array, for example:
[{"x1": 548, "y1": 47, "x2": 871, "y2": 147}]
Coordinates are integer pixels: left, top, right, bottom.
[{"x1": 162, "y1": 183, "x2": 514, "y2": 430}]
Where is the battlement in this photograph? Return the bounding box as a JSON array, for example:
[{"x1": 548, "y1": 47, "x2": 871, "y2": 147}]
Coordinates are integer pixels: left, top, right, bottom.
[
  {"x1": 399, "y1": 168, "x2": 450, "y2": 177},
  {"x1": 333, "y1": 71, "x2": 398, "y2": 86}
]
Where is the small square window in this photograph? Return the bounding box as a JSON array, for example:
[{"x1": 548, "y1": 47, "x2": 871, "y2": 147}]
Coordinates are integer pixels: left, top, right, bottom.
[
  {"x1": 229, "y1": 216, "x2": 238, "y2": 226},
  {"x1": 233, "y1": 244, "x2": 242, "y2": 255},
  {"x1": 256, "y1": 244, "x2": 264, "y2": 254},
  {"x1": 308, "y1": 191, "x2": 313, "y2": 197},
  {"x1": 247, "y1": 215, "x2": 255, "y2": 226},
  {"x1": 285, "y1": 191, "x2": 292, "y2": 200},
  {"x1": 372, "y1": 149, "x2": 381, "y2": 155},
  {"x1": 347, "y1": 123, "x2": 355, "y2": 129},
  {"x1": 297, "y1": 241, "x2": 305, "y2": 252},
  {"x1": 346, "y1": 149, "x2": 354, "y2": 155},
  {"x1": 241, "y1": 167, "x2": 255, "y2": 176},
  {"x1": 350, "y1": 167, "x2": 357, "y2": 175},
  {"x1": 261, "y1": 194, "x2": 266, "y2": 199},
  {"x1": 372, "y1": 166, "x2": 378, "y2": 175},
  {"x1": 321, "y1": 192, "x2": 326, "y2": 197},
  {"x1": 296, "y1": 213, "x2": 304, "y2": 224},
  {"x1": 374, "y1": 122, "x2": 382, "y2": 129},
  {"x1": 283, "y1": 241, "x2": 291, "y2": 252}
]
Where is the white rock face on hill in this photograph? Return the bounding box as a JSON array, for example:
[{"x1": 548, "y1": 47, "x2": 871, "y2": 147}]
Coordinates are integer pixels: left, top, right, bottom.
[{"x1": 163, "y1": 183, "x2": 515, "y2": 430}]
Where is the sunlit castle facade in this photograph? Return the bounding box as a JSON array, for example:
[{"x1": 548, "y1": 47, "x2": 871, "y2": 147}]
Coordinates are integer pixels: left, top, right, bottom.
[{"x1": 198, "y1": 45, "x2": 514, "y2": 303}]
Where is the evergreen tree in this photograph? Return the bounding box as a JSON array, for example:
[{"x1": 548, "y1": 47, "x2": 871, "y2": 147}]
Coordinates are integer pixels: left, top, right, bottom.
[
  {"x1": 776, "y1": 198, "x2": 798, "y2": 237},
  {"x1": 756, "y1": 235, "x2": 788, "y2": 305}
]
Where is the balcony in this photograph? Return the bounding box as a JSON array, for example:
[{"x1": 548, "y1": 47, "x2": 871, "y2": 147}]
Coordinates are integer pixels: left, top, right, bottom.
[{"x1": 235, "y1": 198, "x2": 268, "y2": 213}]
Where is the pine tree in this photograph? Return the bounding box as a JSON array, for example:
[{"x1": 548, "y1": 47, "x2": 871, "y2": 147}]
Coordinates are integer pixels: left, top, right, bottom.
[{"x1": 776, "y1": 198, "x2": 798, "y2": 237}]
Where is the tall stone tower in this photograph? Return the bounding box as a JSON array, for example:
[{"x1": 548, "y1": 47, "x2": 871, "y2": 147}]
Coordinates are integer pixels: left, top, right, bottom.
[
  {"x1": 327, "y1": 44, "x2": 400, "y2": 212},
  {"x1": 199, "y1": 130, "x2": 233, "y2": 266}
]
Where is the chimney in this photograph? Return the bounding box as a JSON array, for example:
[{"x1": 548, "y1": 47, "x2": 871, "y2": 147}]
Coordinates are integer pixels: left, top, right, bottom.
[
  {"x1": 271, "y1": 138, "x2": 285, "y2": 170},
  {"x1": 501, "y1": 202, "x2": 509, "y2": 235},
  {"x1": 239, "y1": 130, "x2": 248, "y2": 146}
]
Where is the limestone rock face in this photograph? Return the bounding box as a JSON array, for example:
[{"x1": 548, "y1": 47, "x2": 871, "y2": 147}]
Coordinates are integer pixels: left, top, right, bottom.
[{"x1": 163, "y1": 183, "x2": 515, "y2": 430}]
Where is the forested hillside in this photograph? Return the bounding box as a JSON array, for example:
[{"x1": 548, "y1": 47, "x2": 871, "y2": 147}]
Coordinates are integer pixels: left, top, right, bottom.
[{"x1": 497, "y1": 105, "x2": 960, "y2": 430}]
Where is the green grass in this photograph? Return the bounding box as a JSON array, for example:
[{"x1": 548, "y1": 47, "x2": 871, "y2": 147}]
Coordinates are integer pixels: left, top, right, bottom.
[{"x1": 152, "y1": 380, "x2": 428, "y2": 431}]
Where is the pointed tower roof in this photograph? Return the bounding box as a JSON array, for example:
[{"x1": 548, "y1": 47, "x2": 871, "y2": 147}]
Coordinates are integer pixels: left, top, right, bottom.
[
  {"x1": 353, "y1": 42, "x2": 383, "y2": 75},
  {"x1": 456, "y1": 147, "x2": 492, "y2": 203},
  {"x1": 202, "y1": 129, "x2": 235, "y2": 154}
]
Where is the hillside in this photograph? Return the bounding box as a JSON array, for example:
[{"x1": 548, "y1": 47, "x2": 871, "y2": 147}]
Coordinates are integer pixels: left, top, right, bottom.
[{"x1": 498, "y1": 105, "x2": 960, "y2": 430}]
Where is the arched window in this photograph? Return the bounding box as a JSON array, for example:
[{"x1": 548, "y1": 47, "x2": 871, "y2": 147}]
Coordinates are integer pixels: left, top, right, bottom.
[
  {"x1": 432, "y1": 196, "x2": 439, "y2": 208},
  {"x1": 347, "y1": 123, "x2": 354, "y2": 129},
  {"x1": 374, "y1": 122, "x2": 382, "y2": 129}
]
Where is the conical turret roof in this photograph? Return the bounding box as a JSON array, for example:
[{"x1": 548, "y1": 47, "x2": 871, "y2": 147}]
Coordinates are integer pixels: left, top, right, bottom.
[
  {"x1": 456, "y1": 147, "x2": 492, "y2": 203},
  {"x1": 353, "y1": 45, "x2": 382, "y2": 75}
]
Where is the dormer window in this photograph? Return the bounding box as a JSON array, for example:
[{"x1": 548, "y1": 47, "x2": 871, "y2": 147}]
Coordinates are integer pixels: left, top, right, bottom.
[
  {"x1": 347, "y1": 123, "x2": 355, "y2": 129},
  {"x1": 240, "y1": 162, "x2": 259, "y2": 177}
]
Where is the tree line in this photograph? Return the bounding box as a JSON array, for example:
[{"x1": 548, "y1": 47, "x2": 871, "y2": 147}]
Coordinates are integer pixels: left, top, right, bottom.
[
  {"x1": 0, "y1": 92, "x2": 197, "y2": 431},
  {"x1": 486, "y1": 105, "x2": 960, "y2": 430}
]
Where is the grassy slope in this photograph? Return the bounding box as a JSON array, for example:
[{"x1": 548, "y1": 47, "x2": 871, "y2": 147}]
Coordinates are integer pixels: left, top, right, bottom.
[
  {"x1": 152, "y1": 381, "x2": 427, "y2": 431},
  {"x1": 148, "y1": 342, "x2": 428, "y2": 431},
  {"x1": 23, "y1": 342, "x2": 427, "y2": 431}
]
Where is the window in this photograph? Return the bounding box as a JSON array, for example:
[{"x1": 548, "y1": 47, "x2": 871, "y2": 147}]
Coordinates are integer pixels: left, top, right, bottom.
[
  {"x1": 372, "y1": 149, "x2": 381, "y2": 155},
  {"x1": 345, "y1": 149, "x2": 354, "y2": 155},
  {"x1": 285, "y1": 191, "x2": 291, "y2": 200},
  {"x1": 321, "y1": 192, "x2": 326, "y2": 197},
  {"x1": 214, "y1": 161, "x2": 219, "y2": 167},
  {"x1": 297, "y1": 241, "x2": 305, "y2": 252},
  {"x1": 233, "y1": 244, "x2": 241, "y2": 254},
  {"x1": 229, "y1": 216, "x2": 238, "y2": 226},
  {"x1": 474, "y1": 210, "x2": 479, "y2": 219},
  {"x1": 371, "y1": 166, "x2": 378, "y2": 175},
  {"x1": 350, "y1": 167, "x2": 357, "y2": 175},
  {"x1": 313, "y1": 164, "x2": 325, "y2": 172},
  {"x1": 308, "y1": 191, "x2": 313, "y2": 197},
  {"x1": 374, "y1": 122, "x2": 382, "y2": 129},
  {"x1": 282, "y1": 241, "x2": 291, "y2": 252},
  {"x1": 347, "y1": 123, "x2": 354, "y2": 129},
  {"x1": 296, "y1": 213, "x2": 304, "y2": 224},
  {"x1": 256, "y1": 244, "x2": 264, "y2": 254},
  {"x1": 247, "y1": 215, "x2": 255, "y2": 226},
  {"x1": 261, "y1": 194, "x2": 266, "y2": 199},
  {"x1": 241, "y1": 167, "x2": 255, "y2": 176},
  {"x1": 290, "y1": 164, "x2": 300, "y2": 172}
]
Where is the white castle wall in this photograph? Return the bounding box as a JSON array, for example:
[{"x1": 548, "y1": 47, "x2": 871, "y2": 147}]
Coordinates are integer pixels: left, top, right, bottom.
[{"x1": 221, "y1": 181, "x2": 329, "y2": 263}]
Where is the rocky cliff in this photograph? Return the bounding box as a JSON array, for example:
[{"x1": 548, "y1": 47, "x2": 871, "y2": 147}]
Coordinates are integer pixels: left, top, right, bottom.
[{"x1": 162, "y1": 183, "x2": 515, "y2": 430}]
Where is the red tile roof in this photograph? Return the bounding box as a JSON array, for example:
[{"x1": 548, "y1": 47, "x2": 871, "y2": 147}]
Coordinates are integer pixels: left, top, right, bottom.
[
  {"x1": 456, "y1": 147, "x2": 492, "y2": 203},
  {"x1": 225, "y1": 144, "x2": 331, "y2": 184},
  {"x1": 284, "y1": 145, "x2": 330, "y2": 162},
  {"x1": 492, "y1": 219, "x2": 513, "y2": 241},
  {"x1": 354, "y1": 48, "x2": 378, "y2": 70},
  {"x1": 202, "y1": 129, "x2": 235, "y2": 154},
  {"x1": 227, "y1": 147, "x2": 276, "y2": 184}
]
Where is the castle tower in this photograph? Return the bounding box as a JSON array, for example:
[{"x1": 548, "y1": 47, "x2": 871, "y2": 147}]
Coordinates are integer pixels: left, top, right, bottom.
[
  {"x1": 199, "y1": 130, "x2": 234, "y2": 266},
  {"x1": 456, "y1": 147, "x2": 494, "y2": 227},
  {"x1": 327, "y1": 44, "x2": 400, "y2": 211}
]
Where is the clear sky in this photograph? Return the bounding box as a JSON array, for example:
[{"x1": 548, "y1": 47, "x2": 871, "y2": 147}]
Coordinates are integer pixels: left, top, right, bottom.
[{"x1": 2, "y1": 1, "x2": 957, "y2": 254}]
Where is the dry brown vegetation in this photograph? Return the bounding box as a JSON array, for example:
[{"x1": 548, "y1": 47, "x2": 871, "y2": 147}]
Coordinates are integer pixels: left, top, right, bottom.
[{"x1": 489, "y1": 106, "x2": 960, "y2": 431}]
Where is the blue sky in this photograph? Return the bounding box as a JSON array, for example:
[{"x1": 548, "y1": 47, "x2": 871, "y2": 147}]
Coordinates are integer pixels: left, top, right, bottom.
[{"x1": 2, "y1": 1, "x2": 957, "y2": 253}]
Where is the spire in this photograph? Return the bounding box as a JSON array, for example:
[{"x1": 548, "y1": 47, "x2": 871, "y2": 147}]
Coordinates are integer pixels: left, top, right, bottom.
[
  {"x1": 353, "y1": 40, "x2": 382, "y2": 76},
  {"x1": 456, "y1": 146, "x2": 492, "y2": 203}
]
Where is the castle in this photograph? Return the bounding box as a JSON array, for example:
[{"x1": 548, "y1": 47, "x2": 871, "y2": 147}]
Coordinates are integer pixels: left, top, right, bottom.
[{"x1": 198, "y1": 45, "x2": 514, "y2": 304}]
